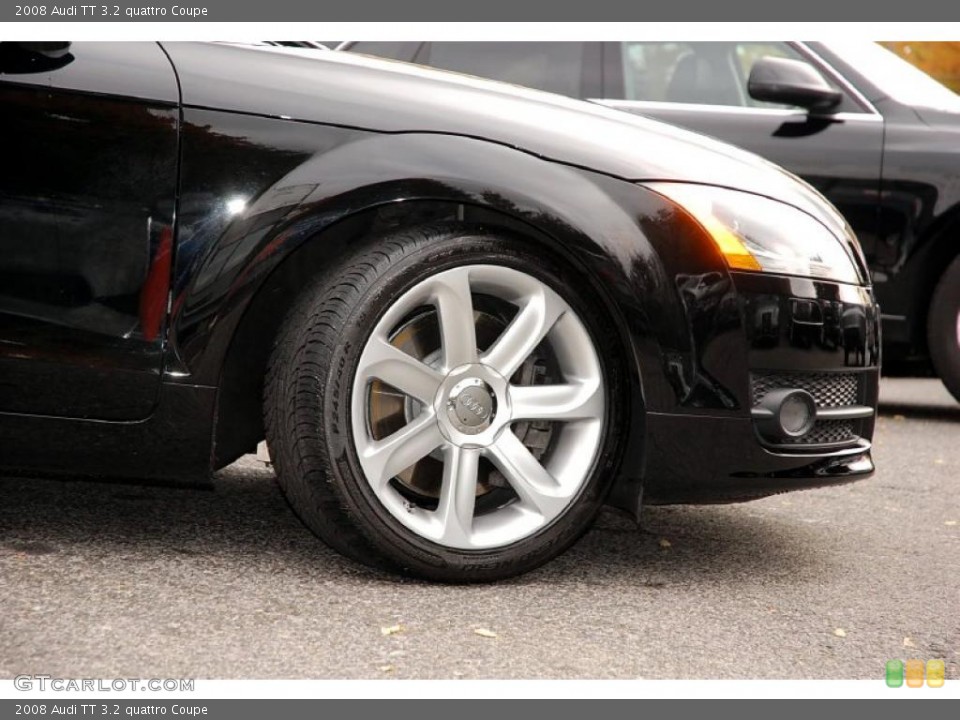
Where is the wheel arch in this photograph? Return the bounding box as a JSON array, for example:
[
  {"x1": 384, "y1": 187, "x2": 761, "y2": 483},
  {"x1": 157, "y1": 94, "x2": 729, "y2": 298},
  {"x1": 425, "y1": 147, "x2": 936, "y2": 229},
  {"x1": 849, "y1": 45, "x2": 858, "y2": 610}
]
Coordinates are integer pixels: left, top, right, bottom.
[
  {"x1": 211, "y1": 196, "x2": 647, "y2": 505},
  {"x1": 912, "y1": 205, "x2": 960, "y2": 350},
  {"x1": 168, "y1": 131, "x2": 668, "y2": 509}
]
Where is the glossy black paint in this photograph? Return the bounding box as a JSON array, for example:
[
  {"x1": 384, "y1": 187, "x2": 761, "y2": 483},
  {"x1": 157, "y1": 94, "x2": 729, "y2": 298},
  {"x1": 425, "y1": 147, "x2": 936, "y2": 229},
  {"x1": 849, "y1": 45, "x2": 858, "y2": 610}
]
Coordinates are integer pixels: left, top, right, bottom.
[
  {"x1": 0, "y1": 42, "x2": 178, "y2": 419},
  {"x1": 343, "y1": 39, "x2": 959, "y2": 368},
  {"x1": 0, "y1": 41, "x2": 879, "y2": 510},
  {"x1": 606, "y1": 40, "x2": 944, "y2": 363},
  {"x1": 645, "y1": 272, "x2": 879, "y2": 504},
  {"x1": 164, "y1": 42, "x2": 859, "y2": 243}
]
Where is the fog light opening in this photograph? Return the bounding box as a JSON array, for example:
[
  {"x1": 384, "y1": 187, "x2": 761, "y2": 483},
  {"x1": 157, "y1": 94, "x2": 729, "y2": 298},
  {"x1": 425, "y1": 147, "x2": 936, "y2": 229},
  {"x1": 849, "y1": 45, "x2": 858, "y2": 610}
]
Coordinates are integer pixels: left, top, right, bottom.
[
  {"x1": 779, "y1": 393, "x2": 816, "y2": 437},
  {"x1": 753, "y1": 388, "x2": 817, "y2": 441}
]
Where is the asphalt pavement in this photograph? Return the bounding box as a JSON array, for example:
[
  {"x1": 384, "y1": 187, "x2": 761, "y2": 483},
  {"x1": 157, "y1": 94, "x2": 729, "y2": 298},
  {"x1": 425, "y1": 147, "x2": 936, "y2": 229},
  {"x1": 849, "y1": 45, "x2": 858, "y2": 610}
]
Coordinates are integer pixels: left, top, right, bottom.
[{"x1": 1, "y1": 378, "x2": 958, "y2": 679}]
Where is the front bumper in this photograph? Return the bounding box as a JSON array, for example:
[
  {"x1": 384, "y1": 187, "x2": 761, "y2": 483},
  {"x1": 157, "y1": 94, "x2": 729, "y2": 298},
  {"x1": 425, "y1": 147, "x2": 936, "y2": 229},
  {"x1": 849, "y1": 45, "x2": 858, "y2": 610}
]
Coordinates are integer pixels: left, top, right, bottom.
[
  {"x1": 642, "y1": 412, "x2": 875, "y2": 504},
  {"x1": 642, "y1": 272, "x2": 880, "y2": 504}
]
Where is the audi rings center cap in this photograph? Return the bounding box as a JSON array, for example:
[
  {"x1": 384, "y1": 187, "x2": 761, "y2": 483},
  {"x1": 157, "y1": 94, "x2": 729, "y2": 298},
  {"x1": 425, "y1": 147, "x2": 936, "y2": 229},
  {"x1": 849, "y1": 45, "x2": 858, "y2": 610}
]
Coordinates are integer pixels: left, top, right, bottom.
[{"x1": 446, "y1": 377, "x2": 496, "y2": 434}]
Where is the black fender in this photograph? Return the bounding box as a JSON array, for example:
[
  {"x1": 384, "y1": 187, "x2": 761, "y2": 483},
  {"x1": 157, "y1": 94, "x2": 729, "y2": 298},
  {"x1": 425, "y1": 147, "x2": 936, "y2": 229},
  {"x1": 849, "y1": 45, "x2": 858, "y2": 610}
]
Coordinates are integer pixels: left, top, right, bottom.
[{"x1": 167, "y1": 109, "x2": 735, "y2": 507}]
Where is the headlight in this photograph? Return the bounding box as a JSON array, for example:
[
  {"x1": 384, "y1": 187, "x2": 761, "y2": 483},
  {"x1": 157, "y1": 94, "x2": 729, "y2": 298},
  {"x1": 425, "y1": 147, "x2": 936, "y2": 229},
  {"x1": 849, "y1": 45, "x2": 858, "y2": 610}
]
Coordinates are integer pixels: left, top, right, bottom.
[{"x1": 647, "y1": 182, "x2": 862, "y2": 285}]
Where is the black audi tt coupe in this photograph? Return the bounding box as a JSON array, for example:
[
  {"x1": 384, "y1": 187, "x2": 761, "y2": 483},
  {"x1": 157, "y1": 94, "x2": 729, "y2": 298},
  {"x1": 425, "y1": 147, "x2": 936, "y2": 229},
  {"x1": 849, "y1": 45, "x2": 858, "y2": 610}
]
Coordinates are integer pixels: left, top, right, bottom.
[{"x1": 0, "y1": 41, "x2": 879, "y2": 581}]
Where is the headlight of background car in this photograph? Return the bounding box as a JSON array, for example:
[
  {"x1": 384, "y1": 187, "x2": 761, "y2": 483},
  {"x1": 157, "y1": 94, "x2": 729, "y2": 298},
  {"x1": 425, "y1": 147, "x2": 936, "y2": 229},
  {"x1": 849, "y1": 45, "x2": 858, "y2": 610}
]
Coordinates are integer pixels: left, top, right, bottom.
[{"x1": 647, "y1": 182, "x2": 862, "y2": 285}]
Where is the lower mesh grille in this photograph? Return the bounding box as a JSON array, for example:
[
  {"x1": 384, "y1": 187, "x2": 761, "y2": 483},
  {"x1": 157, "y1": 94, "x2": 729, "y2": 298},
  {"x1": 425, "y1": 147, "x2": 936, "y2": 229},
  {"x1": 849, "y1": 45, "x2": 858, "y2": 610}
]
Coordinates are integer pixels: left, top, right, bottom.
[
  {"x1": 778, "y1": 420, "x2": 856, "y2": 446},
  {"x1": 751, "y1": 372, "x2": 859, "y2": 409},
  {"x1": 751, "y1": 371, "x2": 863, "y2": 448}
]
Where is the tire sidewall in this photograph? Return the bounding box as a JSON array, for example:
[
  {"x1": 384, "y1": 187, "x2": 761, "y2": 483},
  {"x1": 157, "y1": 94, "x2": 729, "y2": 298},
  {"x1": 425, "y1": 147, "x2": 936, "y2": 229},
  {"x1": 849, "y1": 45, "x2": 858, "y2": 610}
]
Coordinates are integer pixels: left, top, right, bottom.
[{"x1": 929, "y1": 257, "x2": 960, "y2": 402}]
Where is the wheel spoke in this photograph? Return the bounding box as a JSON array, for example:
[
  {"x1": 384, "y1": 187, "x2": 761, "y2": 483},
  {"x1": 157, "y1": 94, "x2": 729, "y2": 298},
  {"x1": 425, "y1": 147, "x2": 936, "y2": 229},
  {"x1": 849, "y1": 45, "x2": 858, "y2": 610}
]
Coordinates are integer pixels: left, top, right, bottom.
[
  {"x1": 435, "y1": 446, "x2": 480, "y2": 546},
  {"x1": 482, "y1": 289, "x2": 565, "y2": 378},
  {"x1": 487, "y1": 431, "x2": 568, "y2": 519},
  {"x1": 358, "y1": 336, "x2": 444, "y2": 404},
  {"x1": 433, "y1": 268, "x2": 477, "y2": 370},
  {"x1": 510, "y1": 381, "x2": 603, "y2": 422},
  {"x1": 359, "y1": 412, "x2": 444, "y2": 487}
]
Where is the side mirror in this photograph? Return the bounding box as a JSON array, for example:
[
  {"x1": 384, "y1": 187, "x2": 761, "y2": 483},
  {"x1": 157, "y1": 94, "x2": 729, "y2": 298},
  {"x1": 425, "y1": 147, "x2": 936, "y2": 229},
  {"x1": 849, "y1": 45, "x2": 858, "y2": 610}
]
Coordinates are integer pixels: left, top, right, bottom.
[
  {"x1": 0, "y1": 41, "x2": 73, "y2": 73},
  {"x1": 748, "y1": 56, "x2": 843, "y2": 112},
  {"x1": 15, "y1": 41, "x2": 72, "y2": 58}
]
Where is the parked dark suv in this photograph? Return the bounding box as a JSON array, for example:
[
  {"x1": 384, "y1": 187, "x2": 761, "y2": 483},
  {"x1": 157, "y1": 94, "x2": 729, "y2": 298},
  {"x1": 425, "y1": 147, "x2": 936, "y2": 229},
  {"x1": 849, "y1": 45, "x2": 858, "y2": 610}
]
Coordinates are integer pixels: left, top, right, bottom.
[{"x1": 341, "y1": 40, "x2": 960, "y2": 402}]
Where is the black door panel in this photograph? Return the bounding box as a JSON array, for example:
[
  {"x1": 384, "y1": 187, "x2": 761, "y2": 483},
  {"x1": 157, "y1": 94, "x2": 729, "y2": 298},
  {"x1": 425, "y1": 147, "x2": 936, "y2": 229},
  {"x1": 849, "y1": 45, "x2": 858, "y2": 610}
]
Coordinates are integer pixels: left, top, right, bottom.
[{"x1": 0, "y1": 42, "x2": 178, "y2": 419}]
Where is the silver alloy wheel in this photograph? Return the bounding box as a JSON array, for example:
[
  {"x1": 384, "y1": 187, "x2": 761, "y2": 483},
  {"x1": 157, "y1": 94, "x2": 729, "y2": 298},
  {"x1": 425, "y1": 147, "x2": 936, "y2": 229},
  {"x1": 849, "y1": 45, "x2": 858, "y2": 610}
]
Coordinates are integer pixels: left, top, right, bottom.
[{"x1": 350, "y1": 264, "x2": 605, "y2": 550}]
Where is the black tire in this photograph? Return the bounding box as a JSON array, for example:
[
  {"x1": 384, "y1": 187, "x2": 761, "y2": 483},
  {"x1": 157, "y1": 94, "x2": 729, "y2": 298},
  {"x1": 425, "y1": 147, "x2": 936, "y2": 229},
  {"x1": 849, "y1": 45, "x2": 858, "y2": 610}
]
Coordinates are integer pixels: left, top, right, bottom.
[
  {"x1": 928, "y1": 255, "x2": 960, "y2": 403},
  {"x1": 264, "y1": 223, "x2": 626, "y2": 582}
]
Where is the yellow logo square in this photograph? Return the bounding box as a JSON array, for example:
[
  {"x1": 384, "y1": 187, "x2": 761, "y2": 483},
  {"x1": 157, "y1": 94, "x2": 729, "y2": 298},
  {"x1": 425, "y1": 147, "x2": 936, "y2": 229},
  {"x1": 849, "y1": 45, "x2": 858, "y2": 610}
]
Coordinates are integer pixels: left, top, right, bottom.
[{"x1": 926, "y1": 659, "x2": 945, "y2": 688}]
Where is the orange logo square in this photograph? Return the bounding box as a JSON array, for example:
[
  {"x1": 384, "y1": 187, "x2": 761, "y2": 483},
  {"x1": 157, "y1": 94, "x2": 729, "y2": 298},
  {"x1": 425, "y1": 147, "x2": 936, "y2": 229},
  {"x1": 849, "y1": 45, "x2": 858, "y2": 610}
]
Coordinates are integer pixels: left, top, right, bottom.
[{"x1": 905, "y1": 659, "x2": 925, "y2": 688}]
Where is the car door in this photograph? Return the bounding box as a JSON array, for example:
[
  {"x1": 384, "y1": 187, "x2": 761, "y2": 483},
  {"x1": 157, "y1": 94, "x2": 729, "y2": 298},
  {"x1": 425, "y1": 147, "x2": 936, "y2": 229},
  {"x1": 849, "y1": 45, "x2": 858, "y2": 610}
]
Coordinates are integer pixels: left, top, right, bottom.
[
  {"x1": 0, "y1": 41, "x2": 179, "y2": 420},
  {"x1": 598, "y1": 41, "x2": 884, "y2": 258}
]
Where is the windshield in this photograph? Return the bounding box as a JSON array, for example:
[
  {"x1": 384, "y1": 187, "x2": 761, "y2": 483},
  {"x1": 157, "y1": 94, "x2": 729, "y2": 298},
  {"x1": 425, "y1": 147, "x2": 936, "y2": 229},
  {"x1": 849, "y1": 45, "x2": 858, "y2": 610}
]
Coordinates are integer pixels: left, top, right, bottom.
[{"x1": 821, "y1": 41, "x2": 960, "y2": 112}]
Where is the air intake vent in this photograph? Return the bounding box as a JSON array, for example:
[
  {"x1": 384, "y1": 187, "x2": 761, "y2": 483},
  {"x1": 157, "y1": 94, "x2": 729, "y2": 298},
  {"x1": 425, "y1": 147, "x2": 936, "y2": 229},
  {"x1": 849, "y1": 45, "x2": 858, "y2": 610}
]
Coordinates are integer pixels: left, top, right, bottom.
[
  {"x1": 752, "y1": 372, "x2": 859, "y2": 409},
  {"x1": 751, "y1": 372, "x2": 864, "y2": 448}
]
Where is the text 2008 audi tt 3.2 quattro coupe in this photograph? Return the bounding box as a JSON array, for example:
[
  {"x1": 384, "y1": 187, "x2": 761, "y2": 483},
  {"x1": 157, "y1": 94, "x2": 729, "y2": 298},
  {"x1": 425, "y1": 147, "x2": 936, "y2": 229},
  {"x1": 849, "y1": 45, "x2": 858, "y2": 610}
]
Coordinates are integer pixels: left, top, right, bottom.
[{"x1": 0, "y1": 41, "x2": 880, "y2": 581}]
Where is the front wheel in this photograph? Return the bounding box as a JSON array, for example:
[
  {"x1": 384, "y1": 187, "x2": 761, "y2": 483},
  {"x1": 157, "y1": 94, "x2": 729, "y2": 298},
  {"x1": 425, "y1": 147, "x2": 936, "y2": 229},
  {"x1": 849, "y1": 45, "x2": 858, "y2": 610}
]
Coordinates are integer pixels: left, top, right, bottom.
[
  {"x1": 264, "y1": 225, "x2": 625, "y2": 582},
  {"x1": 928, "y1": 255, "x2": 960, "y2": 403}
]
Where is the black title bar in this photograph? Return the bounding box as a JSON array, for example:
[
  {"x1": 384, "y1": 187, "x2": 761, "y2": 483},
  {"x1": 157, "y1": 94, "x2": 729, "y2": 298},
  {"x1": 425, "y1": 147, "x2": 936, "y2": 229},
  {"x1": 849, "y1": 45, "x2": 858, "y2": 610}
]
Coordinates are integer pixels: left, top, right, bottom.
[{"x1": 2, "y1": 1, "x2": 959, "y2": 22}]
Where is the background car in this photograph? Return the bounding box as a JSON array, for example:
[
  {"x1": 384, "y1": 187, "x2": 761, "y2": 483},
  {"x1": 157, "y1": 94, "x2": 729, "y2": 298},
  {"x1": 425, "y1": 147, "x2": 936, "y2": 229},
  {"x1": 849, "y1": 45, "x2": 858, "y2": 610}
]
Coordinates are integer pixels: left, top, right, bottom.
[
  {"x1": 263, "y1": 41, "x2": 334, "y2": 50},
  {"x1": 340, "y1": 40, "x2": 960, "y2": 403},
  {"x1": 0, "y1": 41, "x2": 878, "y2": 582}
]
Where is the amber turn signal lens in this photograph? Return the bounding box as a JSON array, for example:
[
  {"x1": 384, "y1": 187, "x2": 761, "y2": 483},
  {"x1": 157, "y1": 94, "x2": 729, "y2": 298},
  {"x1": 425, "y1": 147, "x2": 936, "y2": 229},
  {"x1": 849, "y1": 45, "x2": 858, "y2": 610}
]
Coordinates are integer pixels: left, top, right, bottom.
[{"x1": 701, "y1": 216, "x2": 763, "y2": 272}]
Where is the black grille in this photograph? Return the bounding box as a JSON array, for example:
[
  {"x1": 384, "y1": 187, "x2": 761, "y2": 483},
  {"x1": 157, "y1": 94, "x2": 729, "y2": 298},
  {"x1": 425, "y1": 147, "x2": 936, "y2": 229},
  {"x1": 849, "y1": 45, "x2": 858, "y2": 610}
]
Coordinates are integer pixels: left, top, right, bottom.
[
  {"x1": 751, "y1": 372, "x2": 863, "y2": 448},
  {"x1": 778, "y1": 420, "x2": 856, "y2": 446},
  {"x1": 751, "y1": 372, "x2": 859, "y2": 409}
]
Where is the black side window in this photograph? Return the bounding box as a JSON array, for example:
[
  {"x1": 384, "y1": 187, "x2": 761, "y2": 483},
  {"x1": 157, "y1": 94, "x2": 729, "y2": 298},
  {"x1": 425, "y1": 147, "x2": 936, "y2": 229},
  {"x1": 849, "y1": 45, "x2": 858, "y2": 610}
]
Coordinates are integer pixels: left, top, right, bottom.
[
  {"x1": 418, "y1": 42, "x2": 587, "y2": 97},
  {"x1": 608, "y1": 41, "x2": 851, "y2": 111},
  {"x1": 347, "y1": 42, "x2": 421, "y2": 63},
  {"x1": 617, "y1": 42, "x2": 748, "y2": 106}
]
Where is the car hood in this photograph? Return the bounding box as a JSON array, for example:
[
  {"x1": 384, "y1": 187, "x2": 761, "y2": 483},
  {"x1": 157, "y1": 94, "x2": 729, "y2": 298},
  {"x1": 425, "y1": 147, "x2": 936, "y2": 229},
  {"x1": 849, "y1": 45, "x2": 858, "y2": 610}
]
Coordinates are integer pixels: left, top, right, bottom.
[
  {"x1": 162, "y1": 42, "x2": 851, "y2": 236},
  {"x1": 909, "y1": 105, "x2": 960, "y2": 128}
]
